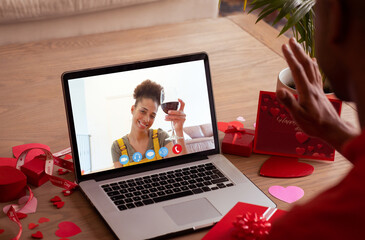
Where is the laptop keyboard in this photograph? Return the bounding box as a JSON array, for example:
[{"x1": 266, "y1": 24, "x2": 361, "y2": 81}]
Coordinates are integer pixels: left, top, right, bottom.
[{"x1": 101, "y1": 163, "x2": 234, "y2": 211}]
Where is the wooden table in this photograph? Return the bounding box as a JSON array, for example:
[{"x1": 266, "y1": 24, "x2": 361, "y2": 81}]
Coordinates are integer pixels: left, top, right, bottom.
[{"x1": 0, "y1": 14, "x2": 359, "y2": 239}]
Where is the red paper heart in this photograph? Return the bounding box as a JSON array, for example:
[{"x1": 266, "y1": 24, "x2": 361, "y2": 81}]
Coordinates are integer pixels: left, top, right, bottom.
[
  {"x1": 64, "y1": 154, "x2": 72, "y2": 160},
  {"x1": 295, "y1": 132, "x2": 309, "y2": 144},
  {"x1": 16, "y1": 212, "x2": 28, "y2": 219},
  {"x1": 38, "y1": 217, "x2": 50, "y2": 223},
  {"x1": 279, "y1": 114, "x2": 286, "y2": 119},
  {"x1": 0, "y1": 157, "x2": 17, "y2": 167},
  {"x1": 28, "y1": 223, "x2": 39, "y2": 230},
  {"x1": 317, "y1": 144, "x2": 323, "y2": 149},
  {"x1": 270, "y1": 107, "x2": 280, "y2": 117},
  {"x1": 31, "y1": 231, "x2": 43, "y2": 239},
  {"x1": 217, "y1": 121, "x2": 244, "y2": 132},
  {"x1": 63, "y1": 190, "x2": 72, "y2": 196},
  {"x1": 50, "y1": 196, "x2": 61, "y2": 202},
  {"x1": 263, "y1": 98, "x2": 269, "y2": 103},
  {"x1": 307, "y1": 146, "x2": 314, "y2": 152},
  {"x1": 12, "y1": 143, "x2": 50, "y2": 162},
  {"x1": 58, "y1": 169, "x2": 69, "y2": 175},
  {"x1": 0, "y1": 229, "x2": 4, "y2": 234},
  {"x1": 55, "y1": 221, "x2": 82, "y2": 238},
  {"x1": 260, "y1": 156, "x2": 314, "y2": 178},
  {"x1": 296, "y1": 147, "x2": 306, "y2": 155},
  {"x1": 260, "y1": 106, "x2": 268, "y2": 111},
  {"x1": 54, "y1": 201, "x2": 65, "y2": 209}
]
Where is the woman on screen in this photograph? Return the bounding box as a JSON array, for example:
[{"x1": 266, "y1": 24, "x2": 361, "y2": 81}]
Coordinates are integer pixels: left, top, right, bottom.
[{"x1": 111, "y1": 80, "x2": 187, "y2": 168}]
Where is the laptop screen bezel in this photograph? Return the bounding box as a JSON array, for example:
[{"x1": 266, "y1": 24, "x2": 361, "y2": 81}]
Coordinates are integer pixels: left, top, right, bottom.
[{"x1": 61, "y1": 52, "x2": 220, "y2": 183}]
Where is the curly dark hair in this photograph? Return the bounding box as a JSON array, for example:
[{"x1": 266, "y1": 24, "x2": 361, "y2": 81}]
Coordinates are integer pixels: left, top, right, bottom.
[{"x1": 133, "y1": 80, "x2": 163, "y2": 106}]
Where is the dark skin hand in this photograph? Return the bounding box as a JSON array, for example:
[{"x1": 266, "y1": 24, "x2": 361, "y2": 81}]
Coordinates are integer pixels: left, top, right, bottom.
[{"x1": 277, "y1": 38, "x2": 358, "y2": 154}]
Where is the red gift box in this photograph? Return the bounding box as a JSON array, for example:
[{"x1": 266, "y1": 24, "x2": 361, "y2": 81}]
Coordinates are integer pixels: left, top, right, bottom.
[
  {"x1": 21, "y1": 156, "x2": 49, "y2": 187},
  {"x1": 203, "y1": 202, "x2": 286, "y2": 240},
  {"x1": 221, "y1": 126, "x2": 255, "y2": 157},
  {"x1": 0, "y1": 166, "x2": 27, "y2": 202}
]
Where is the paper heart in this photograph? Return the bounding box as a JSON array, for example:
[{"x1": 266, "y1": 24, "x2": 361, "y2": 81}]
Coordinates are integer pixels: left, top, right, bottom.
[
  {"x1": 295, "y1": 132, "x2": 309, "y2": 144},
  {"x1": 296, "y1": 147, "x2": 306, "y2": 155},
  {"x1": 63, "y1": 190, "x2": 72, "y2": 196},
  {"x1": 64, "y1": 154, "x2": 72, "y2": 160},
  {"x1": 16, "y1": 212, "x2": 28, "y2": 219},
  {"x1": 217, "y1": 121, "x2": 244, "y2": 132},
  {"x1": 55, "y1": 221, "x2": 82, "y2": 238},
  {"x1": 307, "y1": 146, "x2": 314, "y2": 152},
  {"x1": 12, "y1": 143, "x2": 50, "y2": 162},
  {"x1": 50, "y1": 196, "x2": 61, "y2": 202},
  {"x1": 31, "y1": 231, "x2": 43, "y2": 239},
  {"x1": 279, "y1": 114, "x2": 286, "y2": 119},
  {"x1": 38, "y1": 217, "x2": 50, "y2": 223},
  {"x1": 260, "y1": 156, "x2": 314, "y2": 178},
  {"x1": 260, "y1": 106, "x2": 268, "y2": 111},
  {"x1": 28, "y1": 223, "x2": 39, "y2": 230},
  {"x1": 263, "y1": 98, "x2": 269, "y2": 103},
  {"x1": 236, "y1": 116, "x2": 246, "y2": 122},
  {"x1": 0, "y1": 229, "x2": 4, "y2": 234},
  {"x1": 270, "y1": 107, "x2": 280, "y2": 117},
  {"x1": 18, "y1": 195, "x2": 38, "y2": 214},
  {"x1": 317, "y1": 144, "x2": 323, "y2": 149},
  {"x1": 3, "y1": 196, "x2": 38, "y2": 214},
  {"x1": 54, "y1": 201, "x2": 65, "y2": 209},
  {"x1": 268, "y1": 186, "x2": 304, "y2": 203},
  {"x1": 58, "y1": 169, "x2": 69, "y2": 175}
]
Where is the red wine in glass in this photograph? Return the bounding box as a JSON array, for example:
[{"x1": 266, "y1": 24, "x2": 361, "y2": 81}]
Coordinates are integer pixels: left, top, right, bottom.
[{"x1": 161, "y1": 101, "x2": 179, "y2": 114}]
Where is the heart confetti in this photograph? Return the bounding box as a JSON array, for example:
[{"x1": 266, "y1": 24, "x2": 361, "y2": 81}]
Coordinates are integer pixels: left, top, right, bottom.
[
  {"x1": 31, "y1": 231, "x2": 43, "y2": 239},
  {"x1": 38, "y1": 217, "x2": 50, "y2": 223},
  {"x1": 64, "y1": 154, "x2": 72, "y2": 160},
  {"x1": 236, "y1": 116, "x2": 246, "y2": 122},
  {"x1": 296, "y1": 147, "x2": 306, "y2": 155},
  {"x1": 58, "y1": 169, "x2": 69, "y2": 175},
  {"x1": 28, "y1": 223, "x2": 39, "y2": 230},
  {"x1": 50, "y1": 196, "x2": 61, "y2": 202},
  {"x1": 55, "y1": 221, "x2": 82, "y2": 238},
  {"x1": 54, "y1": 201, "x2": 65, "y2": 209},
  {"x1": 0, "y1": 229, "x2": 4, "y2": 234},
  {"x1": 260, "y1": 156, "x2": 314, "y2": 178},
  {"x1": 268, "y1": 186, "x2": 304, "y2": 203}
]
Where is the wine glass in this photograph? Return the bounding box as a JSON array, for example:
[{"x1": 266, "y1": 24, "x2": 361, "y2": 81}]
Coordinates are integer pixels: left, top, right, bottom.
[{"x1": 160, "y1": 89, "x2": 183, "y2": 142}]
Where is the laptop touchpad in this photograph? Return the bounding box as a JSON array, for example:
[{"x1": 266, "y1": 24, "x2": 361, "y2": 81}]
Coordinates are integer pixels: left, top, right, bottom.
[{"x1": 163, "y1": 198, "x2": 221, "y2": 226}]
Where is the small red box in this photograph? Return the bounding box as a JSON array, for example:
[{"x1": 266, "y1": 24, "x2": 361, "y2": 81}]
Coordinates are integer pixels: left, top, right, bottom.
[
  {"x1": 21, "y1": 156, "x2": 49, "y2": 187},
  {"x1": 221, "y1": 127, "x2": 255, "y2": 157},
  {"x1": 0, "y1": 166, "x2": 27, "y2": 202}
]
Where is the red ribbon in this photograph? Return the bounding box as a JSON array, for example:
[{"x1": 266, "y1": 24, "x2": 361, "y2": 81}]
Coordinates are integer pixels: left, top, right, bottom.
[
  {"x1": 224, "y1": 125, "x2": 250, "y2": 144},
  {"x1": 16, "y1": 148, "x2": 78, "y2": 193}
]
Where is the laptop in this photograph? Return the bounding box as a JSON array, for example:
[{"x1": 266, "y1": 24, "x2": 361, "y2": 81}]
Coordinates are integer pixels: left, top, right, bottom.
[{"x1": 61, "y1": 52, "x2": 275, "y2": 239}]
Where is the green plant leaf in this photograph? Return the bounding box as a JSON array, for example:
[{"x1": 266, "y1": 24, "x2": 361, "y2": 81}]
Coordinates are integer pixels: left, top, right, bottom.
[{"x1": 273, "y1": 0, "x2": 301, "y2": 25}]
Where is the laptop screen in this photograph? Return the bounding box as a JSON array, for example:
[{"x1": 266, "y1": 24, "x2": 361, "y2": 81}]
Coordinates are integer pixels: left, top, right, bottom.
[{"x1": 62, "y1": 53, "x2": 219, "y2": 177}]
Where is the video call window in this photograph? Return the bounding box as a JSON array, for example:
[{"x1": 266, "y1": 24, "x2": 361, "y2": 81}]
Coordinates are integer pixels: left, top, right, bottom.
[{"x1": 68, "y1": 60, "x2": 214, "y2": 175}]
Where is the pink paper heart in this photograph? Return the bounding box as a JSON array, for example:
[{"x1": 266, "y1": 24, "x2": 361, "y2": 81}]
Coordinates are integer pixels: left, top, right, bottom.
[
  {"x1": 236, "y1": 116, "x2": 246, "y2": 122},
  {"x1": 268, "y1": 186, "x2": 304, "y2": 203},
  {"x1": 3, "y1": 196, "x2": 38, "y2": 214},
  {"x1": 55, "y1": 221, "x2": 82, "y2": 238}
]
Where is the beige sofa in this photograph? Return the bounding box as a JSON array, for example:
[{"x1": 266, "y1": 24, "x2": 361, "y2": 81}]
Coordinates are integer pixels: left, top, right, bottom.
[
  {"x1": 0, "y1": 0, "x2": 219, "y2": 45},
  {"x1": 183, "y1": 123, "x2": 215, "y2": 153}
]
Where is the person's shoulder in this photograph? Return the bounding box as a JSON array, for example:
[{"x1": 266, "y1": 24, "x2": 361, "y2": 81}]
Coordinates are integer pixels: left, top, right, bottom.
[{"x1": 156, "y1": 128, "x2": 169, "y2": 136}]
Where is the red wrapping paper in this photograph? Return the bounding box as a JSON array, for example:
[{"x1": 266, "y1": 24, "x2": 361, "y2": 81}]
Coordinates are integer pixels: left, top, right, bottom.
[
  {"x1": 222, "y1": 126, "x2": 255, "y2": 157},
  {"x1": 20, "y1": 156, "x2": 49, "y2": 187}
]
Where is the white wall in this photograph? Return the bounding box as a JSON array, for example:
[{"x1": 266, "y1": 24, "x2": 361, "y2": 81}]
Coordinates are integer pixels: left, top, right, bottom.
[{"x1": 69, "y1": 60, "x2": 212, "y2": 173}]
